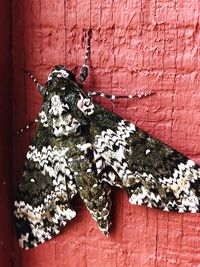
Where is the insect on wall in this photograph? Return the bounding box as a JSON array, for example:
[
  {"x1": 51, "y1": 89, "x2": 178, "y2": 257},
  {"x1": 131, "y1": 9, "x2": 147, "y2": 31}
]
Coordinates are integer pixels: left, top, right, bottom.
[{"x1": 14, "y1": 29, "x2": 200, "y2": 250}]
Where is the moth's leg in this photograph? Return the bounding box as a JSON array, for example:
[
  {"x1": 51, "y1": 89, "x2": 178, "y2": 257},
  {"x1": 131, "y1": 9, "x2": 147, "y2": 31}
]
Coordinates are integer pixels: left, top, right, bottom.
[
  {"x1": 87, "y1": 91, "x2": 154, "y2": 100},
  {"x1": 16, "y1": 118, "x2": 39, "y2": 135},
  {"x1": 23, "y1": 70, "x2": 46, "y2": 95},
  {"x1": 79, "y1": 29, "x2": 92, "y2": 85}
]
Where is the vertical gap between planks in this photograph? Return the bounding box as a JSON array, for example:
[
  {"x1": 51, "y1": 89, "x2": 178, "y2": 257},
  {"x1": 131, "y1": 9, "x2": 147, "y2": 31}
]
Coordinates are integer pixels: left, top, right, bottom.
[{"x1": 64, "y1": 0, "x2": 67, "y2": 65}]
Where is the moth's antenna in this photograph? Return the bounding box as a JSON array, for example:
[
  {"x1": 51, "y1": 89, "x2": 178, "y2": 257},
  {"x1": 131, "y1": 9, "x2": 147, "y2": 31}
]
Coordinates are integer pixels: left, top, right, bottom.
[
  {"x1": 16, "y1": 118, "x2": 39, "y2": 135},
  {"x1": 79, "y1": 29, "x2": 92, "y2": 85},
  {"x1": 22, "y1": 69, "x2": 46, "y2": 96},
  {"x1": 87, "y1": 91, "x2": 154, "y2": 100}
]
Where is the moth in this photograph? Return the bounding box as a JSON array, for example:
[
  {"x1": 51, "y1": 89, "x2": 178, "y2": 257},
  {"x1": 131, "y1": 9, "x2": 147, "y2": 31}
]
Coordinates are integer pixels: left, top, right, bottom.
[{"x1": 15, "y1": 30, "x2": 200, "y2": 250}]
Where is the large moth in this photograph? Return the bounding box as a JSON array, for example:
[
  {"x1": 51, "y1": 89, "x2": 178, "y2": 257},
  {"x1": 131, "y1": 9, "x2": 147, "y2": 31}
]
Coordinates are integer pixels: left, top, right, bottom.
[{"x1": 14, "y1": 30, "x2": 200, "y2": 250}]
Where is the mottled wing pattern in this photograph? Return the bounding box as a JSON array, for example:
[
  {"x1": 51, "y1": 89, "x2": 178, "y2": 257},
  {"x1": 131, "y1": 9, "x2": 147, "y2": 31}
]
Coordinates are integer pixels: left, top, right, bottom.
[
  {"x1": 15, "y1": 66, "x2": 113, "y2": 249},
  {"x1": 15, "y1": 61, "x2": 200, "y2": 250},
  {"x1": 14, "y1": 145, "x2": 77, "y2": 249},
  {"x1": 90, "y1": 103, "x2": 200, "y2": 213}
]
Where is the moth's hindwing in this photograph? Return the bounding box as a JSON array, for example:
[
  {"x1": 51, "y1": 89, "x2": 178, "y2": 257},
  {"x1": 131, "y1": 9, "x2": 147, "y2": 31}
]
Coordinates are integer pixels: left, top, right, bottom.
[{"x1": 90, "y1": 104, "x2": 200, "y2": 213}]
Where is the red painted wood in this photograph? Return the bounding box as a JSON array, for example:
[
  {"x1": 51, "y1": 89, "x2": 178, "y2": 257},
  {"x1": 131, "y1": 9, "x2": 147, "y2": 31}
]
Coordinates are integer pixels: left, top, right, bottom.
[
  {"x1": 0, "y1": 1, "x2": 12, "y2": 267},
  {"x1": 12, "y1": 0, "x2": 200, "y2": 266}
]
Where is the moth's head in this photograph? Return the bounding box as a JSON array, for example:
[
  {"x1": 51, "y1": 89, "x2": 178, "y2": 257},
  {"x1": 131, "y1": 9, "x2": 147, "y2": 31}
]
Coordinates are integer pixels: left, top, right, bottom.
[{"x1": 47, "y1": 65, "x2": 76, "y2": 82}]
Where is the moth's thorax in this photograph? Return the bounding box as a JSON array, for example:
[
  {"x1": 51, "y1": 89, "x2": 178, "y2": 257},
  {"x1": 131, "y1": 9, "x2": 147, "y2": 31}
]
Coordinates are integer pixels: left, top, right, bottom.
[
  {"x1": 39, "y1": 88, "x2": 94, "y2": 137},
  {"x1": 39, "y1": 94, "x2": 80, "y2": 137}
]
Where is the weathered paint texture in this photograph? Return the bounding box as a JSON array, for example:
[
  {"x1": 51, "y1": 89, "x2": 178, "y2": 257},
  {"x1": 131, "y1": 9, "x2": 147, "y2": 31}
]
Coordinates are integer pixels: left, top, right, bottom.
[
  {"x1": 12, "y1": 0, "x2": 200, "y2": 267},
  {"x1": 0, "y1": 1, "x2": 12, "y2": 267}
]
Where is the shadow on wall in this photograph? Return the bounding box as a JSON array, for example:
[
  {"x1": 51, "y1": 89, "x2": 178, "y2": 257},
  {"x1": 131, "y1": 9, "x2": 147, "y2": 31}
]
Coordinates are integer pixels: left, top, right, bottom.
[{"x1": 0, "y1": 1, "x2": 12, "y2": 267}]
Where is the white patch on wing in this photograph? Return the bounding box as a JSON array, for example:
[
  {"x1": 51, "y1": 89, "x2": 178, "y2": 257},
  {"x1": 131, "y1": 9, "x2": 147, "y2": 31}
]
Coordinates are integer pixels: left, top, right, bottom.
[
  {"x1": 77, "y1": 93, "x2": 94, "y2": 115},
  {"x1": 94, "y1": 120, "x2": 136, "y2": 183},
  {"x1": 39, "y1": 111, "x2": 48, "y2": 127}
]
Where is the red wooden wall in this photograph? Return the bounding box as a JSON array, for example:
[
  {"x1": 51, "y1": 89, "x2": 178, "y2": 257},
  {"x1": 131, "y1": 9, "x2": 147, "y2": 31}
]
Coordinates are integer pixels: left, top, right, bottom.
[
  {"x1": 0, "y1": 1, "x2": 12, "y2": 267},
  {"x1": 12, "y1": 0, "x2": 200, "y2": 266}
]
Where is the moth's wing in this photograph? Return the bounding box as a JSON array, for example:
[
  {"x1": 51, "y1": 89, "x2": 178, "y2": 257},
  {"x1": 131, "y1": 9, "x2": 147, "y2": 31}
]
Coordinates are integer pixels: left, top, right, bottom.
[
  {"x1": 14, "y1": 145, "x2": 77, "y2": 249},
  {"x1": 91, "y1": 103, "x2": 200, "y2": 212}
]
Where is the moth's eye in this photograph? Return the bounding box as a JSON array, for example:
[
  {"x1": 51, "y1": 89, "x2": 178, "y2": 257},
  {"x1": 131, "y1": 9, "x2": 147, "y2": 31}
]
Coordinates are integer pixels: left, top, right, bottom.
[{"x1": 61, "y1": 71, "x2": 69, "y2": 78}]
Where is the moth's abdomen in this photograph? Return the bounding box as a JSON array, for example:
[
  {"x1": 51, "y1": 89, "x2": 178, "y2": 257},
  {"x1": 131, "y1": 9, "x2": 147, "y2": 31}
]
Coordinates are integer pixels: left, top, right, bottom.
[{"x1": 70, "y1": 143, "x2": 112, "y2": 234}]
